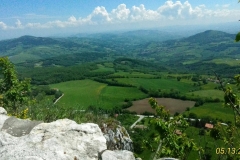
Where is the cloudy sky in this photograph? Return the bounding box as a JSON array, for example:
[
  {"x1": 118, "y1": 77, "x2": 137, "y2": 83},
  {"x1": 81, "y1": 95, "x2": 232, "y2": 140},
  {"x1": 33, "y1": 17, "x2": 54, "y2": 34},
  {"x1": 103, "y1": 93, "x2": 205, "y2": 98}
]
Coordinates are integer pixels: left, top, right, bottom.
[{"x1": 0, "y1": 0, "x2": 239, "y2": 39}]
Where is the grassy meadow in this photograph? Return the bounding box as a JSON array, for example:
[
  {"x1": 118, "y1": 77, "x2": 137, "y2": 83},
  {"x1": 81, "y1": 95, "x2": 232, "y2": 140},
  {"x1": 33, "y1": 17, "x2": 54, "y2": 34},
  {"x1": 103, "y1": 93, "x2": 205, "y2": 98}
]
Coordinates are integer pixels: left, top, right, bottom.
[
  {"x1": 50, "y1": 80, "x2": 107, "y2": 108},
  {"x1": 49, "y1": 64, "x2": 232, "y2": 123},
  {"x1": 91, "y1": 64, "x2": 114, "y2": 72},
  {"x1": 206, "y1": 58, "x2": 240, "y2": 66},
  {"x1": 188, "y1": 89, "x2": 224, "y2": 100},
  {"x1": 112, "y1": 71, "x2": 157, "y2": 78},
  {"x1": 50, "y1": 79, "x2": 147, "y2": 109},
  {"x1": 116, "y1": 78, "x2": 194, "y2": 93},
  {"x1": 187, "y1": 102, "x2": 234, "y2": 122}
]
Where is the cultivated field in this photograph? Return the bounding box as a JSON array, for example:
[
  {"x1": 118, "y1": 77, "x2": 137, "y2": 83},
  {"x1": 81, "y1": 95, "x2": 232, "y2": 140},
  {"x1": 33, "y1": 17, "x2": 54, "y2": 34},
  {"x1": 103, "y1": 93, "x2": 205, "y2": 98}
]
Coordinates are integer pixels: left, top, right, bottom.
[
  {"x1": 188, "y1": 102, "x2": 234, "y2": 122},
  {"x1": 91, "y1": 64, "x2": 114, "y2": 72},
  {"x1": 112, "y1": 71, "x2": 156, "y2": 78},
  {"x1": 116, "y1": 78, "x2": 194, "y2": 93},
  {"x1": 188, "y1": 89, "x2": 224, "y2": 100},
  {"x1": 50, "y1": 79, "x2": 147, "y2": 109},
  {"x1": 127, "y1": 98, "x2": 195, "y2": 115},
  {"x1": 50, "y1": 80, "x2": 107, "y2": 108}
]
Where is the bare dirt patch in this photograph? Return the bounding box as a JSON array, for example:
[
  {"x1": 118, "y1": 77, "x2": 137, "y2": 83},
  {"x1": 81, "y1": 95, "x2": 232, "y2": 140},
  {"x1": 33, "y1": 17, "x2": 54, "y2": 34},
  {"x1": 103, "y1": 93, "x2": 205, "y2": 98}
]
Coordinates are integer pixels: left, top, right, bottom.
[{"x1": 127, "y1": 98, "x2": 195, "y2": 115}]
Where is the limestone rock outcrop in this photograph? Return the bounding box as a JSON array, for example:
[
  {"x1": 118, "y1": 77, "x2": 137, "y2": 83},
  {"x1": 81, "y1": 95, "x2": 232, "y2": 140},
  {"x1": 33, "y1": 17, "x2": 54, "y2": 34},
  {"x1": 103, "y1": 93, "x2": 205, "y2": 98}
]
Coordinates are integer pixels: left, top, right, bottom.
[
  {"x1": 0, "y1": 107, "x2": 136, "y2": 160},
  {"x1": 101, "y1": 150, "x2": 135, "y2": 160},
  {"x1": 2, "y1": 116, "x2": 43, "y2": 137},
  {"x1": 102, "y1": 123, "x2": 133, "y2": 151}
]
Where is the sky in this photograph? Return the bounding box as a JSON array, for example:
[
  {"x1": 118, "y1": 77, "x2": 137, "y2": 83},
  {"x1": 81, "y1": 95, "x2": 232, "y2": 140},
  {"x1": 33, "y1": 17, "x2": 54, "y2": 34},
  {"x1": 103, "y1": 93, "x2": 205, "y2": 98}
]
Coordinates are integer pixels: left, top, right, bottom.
[{"x1": 0, "y1": 0, "x2": 239, "y2": 39}]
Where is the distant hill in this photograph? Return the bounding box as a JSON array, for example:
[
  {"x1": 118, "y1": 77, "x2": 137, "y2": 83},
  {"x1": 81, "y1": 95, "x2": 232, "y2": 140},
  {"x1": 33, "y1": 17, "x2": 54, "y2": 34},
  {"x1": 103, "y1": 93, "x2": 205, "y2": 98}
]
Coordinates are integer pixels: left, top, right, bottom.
[
  {"x1": 182, "y1": 30, "x2": 235, "y2": 44},
  {"x1": 74, "y1": 30, "x2": 183, "y2": 42},
  {"x1": 0, "y1": 35, "x2": 90, "y2": 52},
  {"x1": 137, "y1": 30, "x2": 240, "y2": 71},
  {"x1": 119, "y1": 30, "x2": 183, "y2": 41},
  {"x1": 0, "y1": 30, "x2": 239, "y2": 73},
  {"x1": 0, "y1": 35, "x2": 98, "y2": 63},
  {"x1": 0, "y1": 36, "x2": 60, "y2": 52}
]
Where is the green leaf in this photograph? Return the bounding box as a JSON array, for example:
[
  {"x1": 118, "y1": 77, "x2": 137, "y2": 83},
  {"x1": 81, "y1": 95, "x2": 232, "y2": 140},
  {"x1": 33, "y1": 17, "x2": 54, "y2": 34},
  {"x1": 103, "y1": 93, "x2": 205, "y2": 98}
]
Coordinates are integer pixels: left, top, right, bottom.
[{"x1": 236, "y1": 32, "x2": 240, "y2": 42}]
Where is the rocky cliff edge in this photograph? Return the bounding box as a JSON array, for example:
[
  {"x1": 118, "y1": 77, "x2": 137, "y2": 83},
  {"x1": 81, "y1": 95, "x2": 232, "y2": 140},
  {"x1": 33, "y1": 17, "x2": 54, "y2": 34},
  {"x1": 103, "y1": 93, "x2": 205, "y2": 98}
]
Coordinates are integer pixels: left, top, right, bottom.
[{"x1": 0, "y1": 107, "x2": 136, "y2": 160}]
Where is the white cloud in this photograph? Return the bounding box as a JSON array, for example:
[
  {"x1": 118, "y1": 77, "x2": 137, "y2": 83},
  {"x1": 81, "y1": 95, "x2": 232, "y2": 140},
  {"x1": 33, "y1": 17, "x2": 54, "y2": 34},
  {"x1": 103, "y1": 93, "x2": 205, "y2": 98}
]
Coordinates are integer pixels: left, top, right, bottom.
[
  {"x1": 158, "y1": 1, "x2": 209, "y2": 19},
  {"x1": 68, "y1": 16, "x2": 77, "y2": 22},
  {"x1": 130, "y1": 4, "x2": 160, "y2": 21},
  {"x1": 25, "y1": 22, "x2": 42, "y2": 28},
  {"x1": 215, "y1": 4, "x2": 230, "y2": 8},
  {"x1": 0, "y1": 1, "x2": 239, "y2": 31},
  {"x1": 15, "y1": 19, "x2": 24, "y2": 28},
  {"x1": 88, "y1": 6, "x2": 111, "y2": 23},
  {"x1": 24, "y1": 16, "x2": 92, "y2": 29},
  {"x1": 111, "y1": 4, "x2": 130, "y2": 21},
  {"x1": 0, "y1": 21, "x2": 7, "y2": 29},
  {"x1": 158, "y1": 1, "x2": 183, "y2": 18},
  {"x1": 222, "y1": 4, "x2": 230, "y2": 8}
]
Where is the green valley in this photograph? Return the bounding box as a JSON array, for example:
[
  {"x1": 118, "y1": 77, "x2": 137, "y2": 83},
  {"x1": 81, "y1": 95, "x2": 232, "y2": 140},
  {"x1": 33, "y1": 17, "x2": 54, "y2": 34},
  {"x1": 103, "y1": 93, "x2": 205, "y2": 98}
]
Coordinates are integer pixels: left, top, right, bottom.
[{"x1": 0, "y1": 29, "x2": 239, "y2": 160}]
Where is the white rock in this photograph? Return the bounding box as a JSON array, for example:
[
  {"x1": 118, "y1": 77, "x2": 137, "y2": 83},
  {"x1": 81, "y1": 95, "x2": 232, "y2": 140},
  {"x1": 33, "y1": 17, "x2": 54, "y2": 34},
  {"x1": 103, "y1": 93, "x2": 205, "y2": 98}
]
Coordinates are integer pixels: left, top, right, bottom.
[
  {"x1": 0, "y1": 107, "x2": 10, "y2": 129},
  {"x1": 0, "y1": 107, "x2": 7, "y2": 115},
  {"x1": 1, "y1": 116, "x2": 43, "y2": 137},
  {"x1": 103, "y1": 125, "x2": 133, "y2": 151},
  {"x1": 101, "y1": 150, "x2": 135, "y2": 160},
  {"x1": 0, "y1": 114, "x2": 9, "y2": 129},
  {"x1": 0, "y1": 119, "x2": 107, "y2": 160},
  {"x1": 0, "y1": 108, "x2": 137, "y2": 160}
]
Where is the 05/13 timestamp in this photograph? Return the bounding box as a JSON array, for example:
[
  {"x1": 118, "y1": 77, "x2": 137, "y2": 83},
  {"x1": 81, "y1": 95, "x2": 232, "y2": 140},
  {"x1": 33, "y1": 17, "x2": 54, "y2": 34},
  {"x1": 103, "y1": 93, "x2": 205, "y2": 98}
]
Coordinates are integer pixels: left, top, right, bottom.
[{"x1": 216, "y1": 148, "x2": 240, "y2": 155}]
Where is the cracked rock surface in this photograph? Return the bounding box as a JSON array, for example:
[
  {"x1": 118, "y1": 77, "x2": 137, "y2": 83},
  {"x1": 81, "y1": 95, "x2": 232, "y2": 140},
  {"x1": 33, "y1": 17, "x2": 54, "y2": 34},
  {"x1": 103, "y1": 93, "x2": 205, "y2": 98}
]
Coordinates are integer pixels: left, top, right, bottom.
[{"x1": 0, "y1": 107, "x2": 135, "y2": 160}]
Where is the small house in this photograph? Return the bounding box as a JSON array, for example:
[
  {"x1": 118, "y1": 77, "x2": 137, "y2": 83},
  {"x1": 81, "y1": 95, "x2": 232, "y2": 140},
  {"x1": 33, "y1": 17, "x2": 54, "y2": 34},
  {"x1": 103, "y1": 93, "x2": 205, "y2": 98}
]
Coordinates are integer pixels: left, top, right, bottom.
[{"x1": 205, "y1": 123, "x2": 214, "y2": 129}]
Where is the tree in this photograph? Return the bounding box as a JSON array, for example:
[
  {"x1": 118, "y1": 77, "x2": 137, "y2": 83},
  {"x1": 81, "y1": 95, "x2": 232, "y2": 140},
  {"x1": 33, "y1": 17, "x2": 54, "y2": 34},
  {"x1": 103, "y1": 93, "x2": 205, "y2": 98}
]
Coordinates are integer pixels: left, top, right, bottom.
[
  {"x1": 0, "y1": 57, "x2": 31, "y2": 116},
  {"x1": 213, "y1": 72, "x2": 240, "y2": 159},
  {"x1": 177, "y1": 77, "x2": 181, "y2": 81},
  {"x1": 148, "y1": 98, "x2": 202, "y2": 159},
  {"x1": 202, "y1": 78, "x2": 207, "y2": 84},
  {"x1": 236, "y1": 6, "x2": 240, "y2": 42},
  {"x1": 189, "y1": 112, "x2": 198, "y2": 119},
  {"x1": 236, "y1": 32, "x2": 240, "y2": 42}
]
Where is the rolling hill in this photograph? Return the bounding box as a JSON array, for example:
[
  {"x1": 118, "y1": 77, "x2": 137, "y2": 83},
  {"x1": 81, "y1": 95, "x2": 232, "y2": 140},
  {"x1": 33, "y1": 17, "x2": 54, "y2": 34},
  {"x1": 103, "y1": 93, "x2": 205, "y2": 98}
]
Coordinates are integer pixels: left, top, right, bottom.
[
  {"x1": 0, "y1": 29, "x2": 239, "y2": 77},
  {"x1": 182, "y1": 30, "x2": 235, "y2": 44}
]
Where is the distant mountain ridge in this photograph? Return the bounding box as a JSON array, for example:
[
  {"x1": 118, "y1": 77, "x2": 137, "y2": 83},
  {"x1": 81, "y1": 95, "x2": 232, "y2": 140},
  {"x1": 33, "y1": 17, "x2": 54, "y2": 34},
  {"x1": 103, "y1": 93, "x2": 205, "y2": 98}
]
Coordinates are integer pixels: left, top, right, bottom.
[
  {"x1": 0, "y1": 36, "x2": 58, "y2": 52},
  {"x1": 182, "y1": 30, "x2": 235, "y2": 44},
  {"x1": 0, "y1": 29, "x2": 234, "y2": 50},
  {"x1": 0, "y1": 30, "x2": 238, "y2": 67},
  {"x1": 74, "y1": 29, "x2": 183, "y2": 42},
  {"x1": 0, "y1": 35, "x2": 83, "y2": 53}
]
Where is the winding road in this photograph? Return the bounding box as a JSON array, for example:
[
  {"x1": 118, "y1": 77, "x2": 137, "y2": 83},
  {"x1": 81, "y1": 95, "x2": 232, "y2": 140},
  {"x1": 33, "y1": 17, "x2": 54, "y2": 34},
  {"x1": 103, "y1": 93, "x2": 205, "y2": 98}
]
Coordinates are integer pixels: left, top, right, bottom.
[
  {"x1": 130, "y1": 115, "x2": 146, "y2": 129},
  {"x1": 54, "y1": 94, "x2": 64, "y2": 104}
]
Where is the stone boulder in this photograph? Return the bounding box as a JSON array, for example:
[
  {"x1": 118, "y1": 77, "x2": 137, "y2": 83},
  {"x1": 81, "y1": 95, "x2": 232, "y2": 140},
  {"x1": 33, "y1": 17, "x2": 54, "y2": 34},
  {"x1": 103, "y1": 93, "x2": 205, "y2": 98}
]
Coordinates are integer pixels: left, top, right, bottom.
[
  {"x1": 0, "y1": 119, "x2": 107, "y2": 160},
  {"x1": 102, "y1": 124, "x2": 133, "y2": 151},
  {"x1": 0, "y1": 107, "x2": 9, "y2": 129},
  {"x1": 101, "y1": 150, "x2": 135, "y2": 160},
  {"x1": 2, "y1": 116, "x2": 43, "y2": 137},
  {"x1": 0, "y1": 107, "x2": 136, "y2": 160}
]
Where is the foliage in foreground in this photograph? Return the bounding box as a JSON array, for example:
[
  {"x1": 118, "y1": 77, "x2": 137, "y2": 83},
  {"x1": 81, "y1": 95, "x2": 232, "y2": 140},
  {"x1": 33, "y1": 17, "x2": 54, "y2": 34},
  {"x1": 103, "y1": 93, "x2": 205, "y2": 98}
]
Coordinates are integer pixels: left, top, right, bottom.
[
  {"x1": 148, "y1": 97, "x2": 202, "y2": 159},
  {"x1": 147, "y1": 71, "x2": 240, "y2": 160},
  {"x1": 0, "y1": 57, "x2": 31, "y2": 117}
]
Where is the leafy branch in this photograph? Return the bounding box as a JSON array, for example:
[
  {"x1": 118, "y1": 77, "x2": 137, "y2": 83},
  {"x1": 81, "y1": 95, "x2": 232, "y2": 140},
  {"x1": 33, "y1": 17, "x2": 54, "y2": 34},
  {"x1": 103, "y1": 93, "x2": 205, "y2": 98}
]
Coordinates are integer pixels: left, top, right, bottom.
[
  {"x1": 0, "y1": 57, "x2": 31, "y2": 115},
  {"x1": 148, "y1": 97, "x2": 202, "y2": 159}
]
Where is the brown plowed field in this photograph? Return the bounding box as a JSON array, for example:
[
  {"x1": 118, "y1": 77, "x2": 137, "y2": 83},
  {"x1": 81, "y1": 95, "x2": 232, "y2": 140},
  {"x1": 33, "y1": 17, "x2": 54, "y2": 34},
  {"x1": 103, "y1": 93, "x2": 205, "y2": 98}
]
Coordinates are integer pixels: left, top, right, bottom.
[{"x1": 127, "y1": 98, "x2": 195, "y2": 115}]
